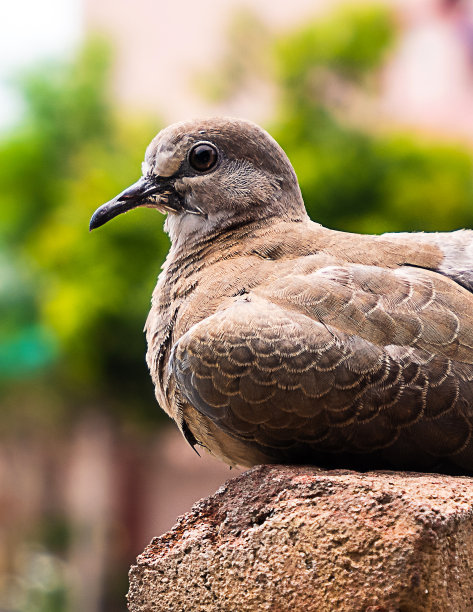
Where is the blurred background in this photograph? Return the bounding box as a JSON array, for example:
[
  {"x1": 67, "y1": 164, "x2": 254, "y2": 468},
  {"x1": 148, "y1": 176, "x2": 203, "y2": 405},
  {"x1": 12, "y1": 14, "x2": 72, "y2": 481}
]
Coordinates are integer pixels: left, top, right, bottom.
[{"x1": 1, "y1": 0, "x2": 473, "y2": 609}]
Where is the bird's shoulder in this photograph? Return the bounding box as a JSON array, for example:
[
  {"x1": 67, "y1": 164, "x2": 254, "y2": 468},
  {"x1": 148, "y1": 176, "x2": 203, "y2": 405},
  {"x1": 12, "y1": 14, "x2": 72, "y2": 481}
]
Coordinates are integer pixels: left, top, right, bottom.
[
  {"x1": 204, "y1": 223, "x2": 473, "y2": 364},
  {"x1": 246, "y1": 221, "x2": 473, "y2": 296},
  {"x1": 246, "y1": 219, "x2": 442, "y2": 268}
]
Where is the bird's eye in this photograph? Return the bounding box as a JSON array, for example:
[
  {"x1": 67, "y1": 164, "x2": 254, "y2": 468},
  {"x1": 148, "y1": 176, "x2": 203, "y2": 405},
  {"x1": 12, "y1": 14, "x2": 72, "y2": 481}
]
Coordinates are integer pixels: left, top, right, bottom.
[{"x1": 188, "y1": 143, "x2": 218, "y2": 172}]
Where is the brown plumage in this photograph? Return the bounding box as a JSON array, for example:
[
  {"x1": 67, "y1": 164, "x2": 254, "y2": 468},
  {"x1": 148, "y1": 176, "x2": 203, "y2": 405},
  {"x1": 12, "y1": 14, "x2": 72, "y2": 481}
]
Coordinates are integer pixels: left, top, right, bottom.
[{"x1": 90, "y1": 117, "x2": 473, "y2": 474}]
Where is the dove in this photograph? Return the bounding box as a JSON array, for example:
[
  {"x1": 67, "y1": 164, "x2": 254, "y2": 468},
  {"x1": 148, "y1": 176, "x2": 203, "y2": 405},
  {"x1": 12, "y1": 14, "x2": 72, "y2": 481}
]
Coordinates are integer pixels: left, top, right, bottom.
[{"x1": 90, "y1": 117, "x2": 473, "y2": 474}]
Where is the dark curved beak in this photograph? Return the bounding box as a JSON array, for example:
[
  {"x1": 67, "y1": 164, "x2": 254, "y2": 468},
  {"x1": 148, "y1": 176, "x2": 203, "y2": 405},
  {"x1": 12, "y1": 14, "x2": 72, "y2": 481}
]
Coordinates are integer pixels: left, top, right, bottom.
[{"x1": 89, "y1": 176, "x2": 166, "y2": 231}]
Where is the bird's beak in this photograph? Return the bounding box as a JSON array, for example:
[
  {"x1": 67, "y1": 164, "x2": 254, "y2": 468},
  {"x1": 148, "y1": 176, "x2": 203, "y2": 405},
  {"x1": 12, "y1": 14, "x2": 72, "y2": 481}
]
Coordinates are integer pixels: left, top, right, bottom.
[{"x1": 89, "y1": 176, "x2": 169, "y2": 231}]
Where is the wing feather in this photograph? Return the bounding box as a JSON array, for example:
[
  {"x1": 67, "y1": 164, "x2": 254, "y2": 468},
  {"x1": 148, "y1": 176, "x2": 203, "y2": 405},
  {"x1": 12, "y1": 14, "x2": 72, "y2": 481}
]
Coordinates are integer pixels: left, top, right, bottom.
[{"x1": 170, "y1": 289, "x2": 473, "y2": 472}]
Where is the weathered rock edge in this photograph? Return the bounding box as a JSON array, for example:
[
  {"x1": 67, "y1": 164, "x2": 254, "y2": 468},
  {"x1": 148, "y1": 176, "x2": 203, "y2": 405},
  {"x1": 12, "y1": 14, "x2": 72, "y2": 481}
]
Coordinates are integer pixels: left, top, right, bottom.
[{"x1": 127, "y1": 465, "x2": 473, "y2": 611}]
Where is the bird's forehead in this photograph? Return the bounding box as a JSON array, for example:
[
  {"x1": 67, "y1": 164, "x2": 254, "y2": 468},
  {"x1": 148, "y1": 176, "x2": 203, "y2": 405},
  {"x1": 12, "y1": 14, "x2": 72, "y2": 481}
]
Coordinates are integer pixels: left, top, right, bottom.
[{"x1": 143, "y1": 123, "x2": 197, "y2": 177}]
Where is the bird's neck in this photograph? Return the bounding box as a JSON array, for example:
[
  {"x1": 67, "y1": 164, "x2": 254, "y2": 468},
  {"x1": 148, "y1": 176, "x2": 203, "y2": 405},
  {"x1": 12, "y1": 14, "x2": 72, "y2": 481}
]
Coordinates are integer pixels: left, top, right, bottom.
[{"x1": 164, "y1": 212, "x2": 296, "y2": 266}]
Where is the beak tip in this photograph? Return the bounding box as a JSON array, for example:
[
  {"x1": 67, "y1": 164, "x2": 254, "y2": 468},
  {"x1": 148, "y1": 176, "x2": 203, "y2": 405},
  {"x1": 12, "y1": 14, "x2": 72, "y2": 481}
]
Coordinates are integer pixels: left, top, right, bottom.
[
  {"x1": 89, "y1": 202, "x2": 115, "y2": 232},
  {"x1": 89, "y1": 213, "x2": 101, "y2": 232}
]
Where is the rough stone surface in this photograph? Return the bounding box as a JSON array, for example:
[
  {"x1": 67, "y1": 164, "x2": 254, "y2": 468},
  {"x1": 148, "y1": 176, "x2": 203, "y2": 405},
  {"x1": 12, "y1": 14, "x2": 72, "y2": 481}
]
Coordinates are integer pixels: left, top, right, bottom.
[{"x1": 127, "y1": 465, "x2": 473, "y2": 611}]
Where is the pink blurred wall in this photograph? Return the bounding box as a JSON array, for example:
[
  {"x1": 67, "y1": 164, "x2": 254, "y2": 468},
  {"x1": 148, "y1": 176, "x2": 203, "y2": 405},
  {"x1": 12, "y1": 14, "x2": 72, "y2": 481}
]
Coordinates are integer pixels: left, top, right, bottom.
[{"x1": 85, "y1": 0, "x2": 473, "y2": 142}]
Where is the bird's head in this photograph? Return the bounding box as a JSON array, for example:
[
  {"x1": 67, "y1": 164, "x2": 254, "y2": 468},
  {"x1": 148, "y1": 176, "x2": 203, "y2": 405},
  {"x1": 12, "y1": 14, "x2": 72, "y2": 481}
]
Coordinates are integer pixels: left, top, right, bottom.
[{"x1": 89, "y1": 118, "x2": 307, "y2": 246}]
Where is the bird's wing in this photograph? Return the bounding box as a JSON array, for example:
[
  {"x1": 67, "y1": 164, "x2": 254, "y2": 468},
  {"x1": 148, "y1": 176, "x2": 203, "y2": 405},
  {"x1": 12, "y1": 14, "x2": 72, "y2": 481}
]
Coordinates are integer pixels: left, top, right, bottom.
[
  {"x1": 256, "y1": 262, "x2": 473, "y2": 363},
  {"x1": 382, "y1": 229, "x2": 473, "y2": 293},
  {"x1": 170, "y1": 262, "x2": 473, "y2": 469}
]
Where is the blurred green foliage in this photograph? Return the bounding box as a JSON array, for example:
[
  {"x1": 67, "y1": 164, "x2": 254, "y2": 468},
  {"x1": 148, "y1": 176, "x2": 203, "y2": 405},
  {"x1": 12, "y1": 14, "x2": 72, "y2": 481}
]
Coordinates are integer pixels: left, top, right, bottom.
[
  {"x1": 2, "y1": 3, "x2": 473, "y2": 427},
  {"x1": 271, "y1": 5, "x2": 473, "y2": 233},
  {"x1": 275, "y1": 3, "x2": 394, "y2": 85},
  {"x1": 0, "y1": 39, "x2": 165, "y2": 422}
]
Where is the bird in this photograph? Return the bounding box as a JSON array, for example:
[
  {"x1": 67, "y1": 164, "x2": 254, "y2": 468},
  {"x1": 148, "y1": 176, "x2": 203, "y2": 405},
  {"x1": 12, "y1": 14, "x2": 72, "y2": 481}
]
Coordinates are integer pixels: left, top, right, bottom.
[{"x1": 90, "y1": 117, "x2": 473, "y2": 474}]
